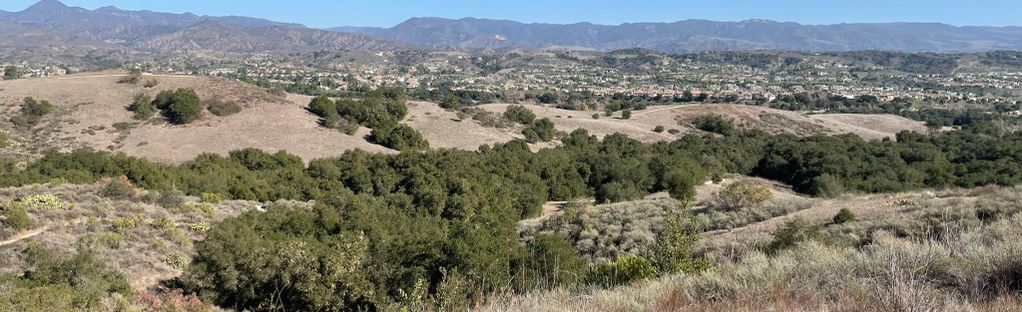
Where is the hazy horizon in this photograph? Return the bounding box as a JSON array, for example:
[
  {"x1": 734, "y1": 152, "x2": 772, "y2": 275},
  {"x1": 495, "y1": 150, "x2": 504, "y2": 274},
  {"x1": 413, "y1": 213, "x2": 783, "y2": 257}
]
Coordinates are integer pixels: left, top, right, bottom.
[{"x1": 1, "y1": 0, "x2": 1019, "y2": 29}]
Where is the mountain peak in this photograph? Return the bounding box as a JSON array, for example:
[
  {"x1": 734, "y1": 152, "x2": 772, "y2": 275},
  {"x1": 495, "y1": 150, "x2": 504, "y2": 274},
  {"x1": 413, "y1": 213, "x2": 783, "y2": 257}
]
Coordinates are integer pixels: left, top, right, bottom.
[{"x1": 26, "y1": 0, "x2": 70, "y2": 11}]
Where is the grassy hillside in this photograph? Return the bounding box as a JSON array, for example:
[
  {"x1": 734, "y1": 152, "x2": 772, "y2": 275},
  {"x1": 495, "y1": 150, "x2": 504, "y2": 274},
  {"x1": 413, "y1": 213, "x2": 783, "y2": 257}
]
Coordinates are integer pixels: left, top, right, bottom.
[{"x1": 484, "y1": 186, "x2": 1022, "y2": 311}]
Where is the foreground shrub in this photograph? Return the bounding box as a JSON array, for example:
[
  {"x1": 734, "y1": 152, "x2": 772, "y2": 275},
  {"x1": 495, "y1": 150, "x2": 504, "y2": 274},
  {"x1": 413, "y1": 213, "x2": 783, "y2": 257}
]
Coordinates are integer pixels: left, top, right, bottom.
[
  {"x1": 833, "y1": 208, "x2": 856, "y2": 224},
  {"x1": 2, "y1": 203, "x2": 31, "y2": 231},
  {"x1": 585, "y1": 254, "x2": 657, "y2": 287},
  {"x1": 766, "y1": 217, "x2": 824, "y2": 254},
  {"x1": 710, "y1": 180, "x2": 773, "y2": 211},
  {"x1": 646, "y1": 213, "x2": 710, "y2": 274},
  {"x1": 0, "y1": 243, "x2": 132, "y2": 310},
  {"x1": 185, "y1": 206, "x2": 375, "y2": 311}
]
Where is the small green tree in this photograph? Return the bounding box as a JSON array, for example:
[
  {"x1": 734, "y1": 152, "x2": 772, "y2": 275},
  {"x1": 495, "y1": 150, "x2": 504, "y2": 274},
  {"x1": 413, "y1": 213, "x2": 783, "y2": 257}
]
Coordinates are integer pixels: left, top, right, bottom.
[
  {"x1": 621, "y1": 109, "x2": 632, "y2": 120},
  {"x1": 503, "y1": 105, "x2": 536, "y2": 125},
  {"x1": 522, "y1": 118, "x2": 555, "y2": 143},
  {"x1": 647, "y1": 212, "x2": 710, "y2": 274},
  {"x1": 653, "y1": 125, "x2": 665, "y2": 133},
  {"x1": 3, "y1": 66, "x2": 21, "y2": 80},
  {"x1": 127, "y1": 93, "x2": 155, "y2": 120},
  {"x1": 154, "y1": 89, "x2": 203, "y2": 124}
]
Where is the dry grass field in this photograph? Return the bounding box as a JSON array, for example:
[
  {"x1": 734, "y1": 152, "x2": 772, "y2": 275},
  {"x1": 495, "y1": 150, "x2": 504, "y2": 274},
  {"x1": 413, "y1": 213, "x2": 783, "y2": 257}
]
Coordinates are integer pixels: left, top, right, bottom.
[
  {"x1": 473, "y1": 103, "x2": 928, "y2": 142},
  {"x1": 2, "y1": 71, "x2": 928, "y2": 164},
  {"x1": 0, "y1": 71, "x2": 391, "y2": 163}
]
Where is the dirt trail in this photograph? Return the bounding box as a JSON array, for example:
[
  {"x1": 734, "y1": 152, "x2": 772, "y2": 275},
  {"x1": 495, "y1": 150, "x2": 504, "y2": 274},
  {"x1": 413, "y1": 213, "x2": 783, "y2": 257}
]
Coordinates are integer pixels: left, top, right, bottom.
[
  {"x1": 0, "y1": 226, "x2": 49, "y2": 247},
  {"x1": 703, "y1": 190, "x2": 942, "y2": 245}
]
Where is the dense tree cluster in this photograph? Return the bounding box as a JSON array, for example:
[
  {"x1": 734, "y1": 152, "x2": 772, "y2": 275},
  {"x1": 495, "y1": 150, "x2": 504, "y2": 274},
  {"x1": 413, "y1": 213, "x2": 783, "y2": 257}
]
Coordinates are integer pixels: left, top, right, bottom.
[
  {"x1": 307, "y1": 87, "x2": 426, "y2": 148},
  {"x1": 4, "y1": 118, "x2": 1022, "y2": 310}
]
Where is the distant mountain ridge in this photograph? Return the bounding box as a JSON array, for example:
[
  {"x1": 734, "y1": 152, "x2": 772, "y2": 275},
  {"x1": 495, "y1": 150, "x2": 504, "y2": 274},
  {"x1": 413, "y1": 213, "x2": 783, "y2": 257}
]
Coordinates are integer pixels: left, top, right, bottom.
[
  {"x1": 3, "y1": 0, "x2": 1022, "y2": 54},
  {"x1": 329, "y1": 17, "x2": 1022, "y2": 53},
  {"x1": 0, "y1": 0, "x2": 405, "y2": 53}
]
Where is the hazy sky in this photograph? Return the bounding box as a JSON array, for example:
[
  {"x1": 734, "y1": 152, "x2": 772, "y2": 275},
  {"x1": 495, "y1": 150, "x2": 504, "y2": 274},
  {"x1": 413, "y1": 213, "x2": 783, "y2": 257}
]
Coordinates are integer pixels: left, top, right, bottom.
[{"x1": 2, "y1": 0, "x2": 1019, "y2": 28}]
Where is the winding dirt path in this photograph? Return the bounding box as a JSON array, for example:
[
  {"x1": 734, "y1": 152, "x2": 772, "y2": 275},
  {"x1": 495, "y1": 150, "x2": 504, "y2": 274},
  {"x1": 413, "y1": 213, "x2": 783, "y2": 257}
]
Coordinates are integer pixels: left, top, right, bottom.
[{"x1": 0, "y1": 225, "x2": 49, "y2": 247}]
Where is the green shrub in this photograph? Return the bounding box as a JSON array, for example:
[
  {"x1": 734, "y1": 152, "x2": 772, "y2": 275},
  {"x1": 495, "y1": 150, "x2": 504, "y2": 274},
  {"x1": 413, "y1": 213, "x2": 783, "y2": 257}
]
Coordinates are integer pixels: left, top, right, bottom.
[
  {"x1": 3, "y1": 65, "x2": 21, "y2": 80},
  {"x1": 207, "y1": 100, "x2": 242, "y2": 117},
  {"x1": 833, "y1": 208, "x2": 856, "y2": 224},
  {"x1": 711, "y1": 180, "x2": 773, "y2": 211},
  {"x1": 190, "y1": 222, "x2": 211, "y2": 233},
  {"x1": 127, "y1": 93, "x2": 155, "y2": 120},
  {"x1": 586, "y1": 254, "x2": 657, "y2": 287},
  {"x1": 20, "y1": 194, "x2": 66, "y2": 210},
  {"x1": 663, "y1": 164, "x2": 706, "y2": 202},
  {"x1": 595, "y1": 181, "x2": 644, "y2": 204},
  {"x1": 653, "y1": 125, "x2": 665, "y2": 133},
  {"x1": 691, "y1": 114, "x2": 735, "y2": 136},
  {"x1": 119, "y1": 68, "x2": 142, "y2": 84},
  {"x1": 646, "y1": 213, "x2": 710, "y2": 274},
  {"x1": 2, "y1": 203, "x2": 32, "y2": 231},
  {"x1": 522, "y1": 233, "x2": 587, "y2": 288},
  {"x1": 154, "y1": 88, "x2": 203, "y2": 124},
  {"x1": 766, "y1": 217, "x2": 824, "y2": 254},
  {"x1": 200, "y1": 192, "x2": 222, "y2": 204},
  {"x1": 99, "y1": 178, "x2": 136, "y2": 200},
  {"x1": 111, "y1": 216, "x2": 141, "y2": 233},
  {"x1": 21, "y1": 97, "x2": 53, "y2": 117},
  {"x1": 0, "y1": 131, "x2": 12, "y2": 148},
  {"x1": 592, "y1": 113, "x2": 600, "y2": 119},
  {"x1": 162, "y1": 253, "x2": 189, "y2": 269},
  {"x1": 145, "y1": 189, "x2": 187, "y2": 209},
  {"x1": 97, "y1": 231, "x2": 125, "y2": 249},
  {"x1": 621, "y1": 109, "x2": 632, "y2": 120},
  {"x1": 2, "y1": 244, "x2": 132, "y2": 309},
  {"x1": 307, "y1": 96, "x2": 336, "y2": 119},
  {"x1": 369, "y1": 123, "x2": 430, "y2": 151},
  {"x1": 503, "y1": 105, "x2": 537, "y2": 125},
  {"x1": 522, "y1": 118, "x2": 555, "y2": 143}
]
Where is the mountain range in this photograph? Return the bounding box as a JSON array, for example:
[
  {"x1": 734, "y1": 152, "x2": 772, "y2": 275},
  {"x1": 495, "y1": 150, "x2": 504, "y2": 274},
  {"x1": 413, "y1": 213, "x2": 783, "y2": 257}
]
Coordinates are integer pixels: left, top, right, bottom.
[
  {"x1": 2, "y1": 0, "x2": 1022, "y2": 54},
  {"x1": 0, "y1": 0, "x2": 405, "y2": 53},
  {"x1": 329, "y1": 17, "x2": 1022, "y2": 53}
]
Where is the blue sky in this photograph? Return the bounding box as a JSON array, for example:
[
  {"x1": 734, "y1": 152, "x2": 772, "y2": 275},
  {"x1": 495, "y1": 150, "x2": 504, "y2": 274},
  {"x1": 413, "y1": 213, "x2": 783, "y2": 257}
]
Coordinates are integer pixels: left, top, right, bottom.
[{"x1": 2, "y1": 0, "x2": 1019, "y2": 28}]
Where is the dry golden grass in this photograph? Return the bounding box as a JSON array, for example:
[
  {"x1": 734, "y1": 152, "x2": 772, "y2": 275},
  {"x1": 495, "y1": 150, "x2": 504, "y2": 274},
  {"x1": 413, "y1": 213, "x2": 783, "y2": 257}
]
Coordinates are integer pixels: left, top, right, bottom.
[
  {"x1": 0, "y1": 182, "x2": 273, "y2": 290},
  {"x1": 0, "y1": 70, "x2": 392, "y2": 164},
  {"x1": 486, "y1": 186, "x2": 1022, "y2": 312}
]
